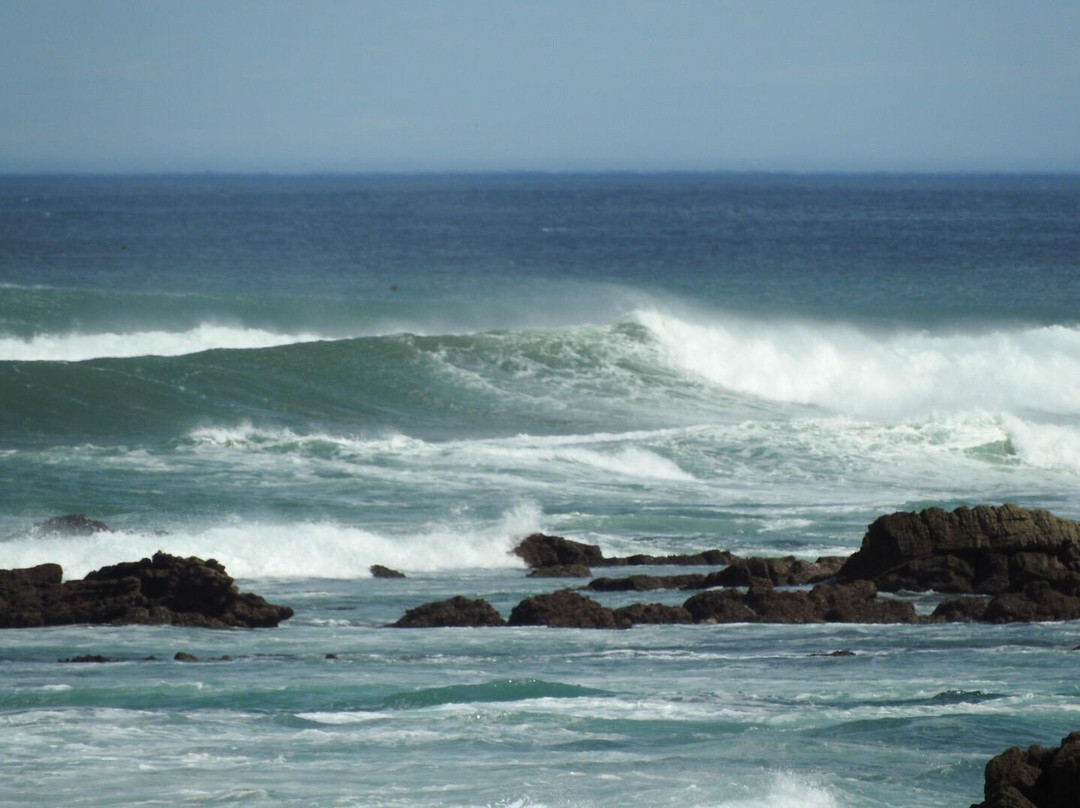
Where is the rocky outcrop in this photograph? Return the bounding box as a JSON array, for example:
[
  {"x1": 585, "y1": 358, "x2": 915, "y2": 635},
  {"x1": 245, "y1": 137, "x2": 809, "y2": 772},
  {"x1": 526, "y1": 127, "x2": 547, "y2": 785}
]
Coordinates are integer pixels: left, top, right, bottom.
[
  {"x1": 683, "y1": 581, "x2": 917, "y2": 624},
  {"x1": 392, "y1": 596, "x2": 505, "y2": 628},
  {"x1": 974, "y1": 732, "x2": 1080, "y2": 808},
  {"x1": 0, "y1": 552, "x2": 293, "y2": 629},
  {"x1": 507, "y1": 590, "x2": 630, "y2": 629},
  {"x1": 838, "y1": 505, "x2": 1080, "y2": 595},
  {"x1": 511, "y1": 533, "x2": 733, "y2": 569}
]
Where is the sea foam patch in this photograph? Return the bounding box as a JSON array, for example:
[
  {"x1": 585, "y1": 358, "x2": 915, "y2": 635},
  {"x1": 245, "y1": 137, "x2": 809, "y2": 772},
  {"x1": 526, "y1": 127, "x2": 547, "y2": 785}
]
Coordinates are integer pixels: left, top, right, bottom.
[{"x1": 1, "y1": 503, "x2": 541, "y2": 579}]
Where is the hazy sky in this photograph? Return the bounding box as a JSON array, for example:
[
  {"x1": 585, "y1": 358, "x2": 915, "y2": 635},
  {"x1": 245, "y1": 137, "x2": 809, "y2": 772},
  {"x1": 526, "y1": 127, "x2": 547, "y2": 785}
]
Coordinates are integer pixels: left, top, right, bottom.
[{"x1": 2, "y1": 1, "x2": 1078, "y2": 173}]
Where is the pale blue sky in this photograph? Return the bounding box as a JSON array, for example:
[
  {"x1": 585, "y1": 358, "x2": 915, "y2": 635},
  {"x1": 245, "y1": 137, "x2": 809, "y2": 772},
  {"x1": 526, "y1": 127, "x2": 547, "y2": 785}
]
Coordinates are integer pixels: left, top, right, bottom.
[{"x1": 2, "y1": 0, "x2": 1078, "y2": 173}]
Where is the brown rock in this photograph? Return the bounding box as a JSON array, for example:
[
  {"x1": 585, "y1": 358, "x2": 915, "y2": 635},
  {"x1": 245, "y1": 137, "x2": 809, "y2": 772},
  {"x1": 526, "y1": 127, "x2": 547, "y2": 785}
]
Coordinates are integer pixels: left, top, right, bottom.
[
  {"x1": 507, "y1": 590, "x2": 629, "y2": 629},
  {"x1": 370, "y1": 565, "x2": 406, "y2": 579}
]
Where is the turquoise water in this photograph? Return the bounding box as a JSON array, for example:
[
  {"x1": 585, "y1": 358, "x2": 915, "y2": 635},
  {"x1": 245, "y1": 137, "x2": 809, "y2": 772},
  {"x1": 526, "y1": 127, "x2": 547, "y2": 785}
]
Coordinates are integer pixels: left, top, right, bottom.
[{"x1": 2, "y1": 174, "x2": 1080, "y2": 806}]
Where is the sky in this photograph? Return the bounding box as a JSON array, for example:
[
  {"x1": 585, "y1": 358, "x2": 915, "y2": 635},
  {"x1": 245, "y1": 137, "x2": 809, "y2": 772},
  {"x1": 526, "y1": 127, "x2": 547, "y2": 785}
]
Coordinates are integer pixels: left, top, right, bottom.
[{"x1": 1, "y1": 0, "x2": 1078, "y2": 173}]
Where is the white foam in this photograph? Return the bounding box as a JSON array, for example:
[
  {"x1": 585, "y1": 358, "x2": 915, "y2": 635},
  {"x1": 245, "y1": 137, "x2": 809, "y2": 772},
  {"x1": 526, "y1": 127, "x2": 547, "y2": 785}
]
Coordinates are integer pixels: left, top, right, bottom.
[
  {"x1": 0, "y1": 324, "x2": 328, "y2": 361},
  {"x1": 716, "y1": 773, "x2": 841, "y2": 808},
  {"x1": 3, "y1": 503, "x2": 541, "y2": 579},
  {"x1": 635, "y1": 309, "x2": 1080, "y2": 419},
  {"x1": 1000, "y1": 413, "x2": 1080, "y2": 474}
]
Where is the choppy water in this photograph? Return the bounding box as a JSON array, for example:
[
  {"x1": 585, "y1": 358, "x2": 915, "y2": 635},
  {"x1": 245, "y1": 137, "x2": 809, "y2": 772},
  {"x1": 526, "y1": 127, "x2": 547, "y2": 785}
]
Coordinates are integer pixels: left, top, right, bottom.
[{"x1": 1, "y1": 173, "x2": 1079, "y2": 806}]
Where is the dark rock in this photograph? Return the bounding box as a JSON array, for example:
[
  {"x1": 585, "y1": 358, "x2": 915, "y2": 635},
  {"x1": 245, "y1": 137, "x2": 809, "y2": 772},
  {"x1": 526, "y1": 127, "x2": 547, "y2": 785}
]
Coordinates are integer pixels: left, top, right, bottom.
[
  {"x1": 702, "y1": 555, "x2": 844, "y2": 588},
  {"x1": 174, "y1": 652, "x2": 198, "y2": 662},
  {"x1": 810, "y1": 649, "x2": 855, "y2": 657},
  {"x1": 613, "y1": 602, "x2": 693, "y2": 625},
  {"x1": 612, "y1": 549, "x2": 736, "y2": 567},
  {"x1": 683, "y1": 589, "x2": 759, "y2": 623},
  {"x1": 61, "y1": 655, "x2": 111, "y2": 663},
  {"x1": 528, "y1": 564, "x2": 592, "y2": 578},
  {"x1": 0, "y1": 563, "x2": 64, "y2": 628},
  {"x1": 507, "y1": 590, "x2": 629, "y2": 629},
  {"x1": 392, "y1": 596, "x2": 505, "y2": 628},
  {"x1": 325, "y1": 653, "x2": 338, "y2": 659},
  {"x1": 512, "y1": 533, "x2": 606, "y2": 569},
  {"x1": 511, "y1": 533, "x2": 734, "y2": 569},
  {"x1": 931, "y1": 596, "x2": 990, "y2": 623},
  {"x1": 0, "y1": 552, "x2": 293, "y2": 629},
  {"x1": 838, "y1": 504, "x2": 1080, "y2": 596},
  {"x1": 33, "y1": 514, "x2": 111, "y2": 536},
  {"x1": 975, "y1": 732, "x2": 1080, "y2": 808},
  {"x1": 370, "y1": 564, "x2": 406, "y2": 579},
  {"x1": 682, "y1": 581, "x2": 916, "y2": 624},
  {"x1": 982, "y1": 581, "x2": 1080, "y2": 623},
  {"x1": 586, "y1": 573, "x2": 705, "y2": 592}
]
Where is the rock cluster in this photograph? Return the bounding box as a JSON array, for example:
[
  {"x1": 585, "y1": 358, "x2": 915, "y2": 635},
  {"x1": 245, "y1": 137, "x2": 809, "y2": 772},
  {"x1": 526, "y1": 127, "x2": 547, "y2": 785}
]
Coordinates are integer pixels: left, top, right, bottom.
[
  {"x1": 396, "y1": 505, "x2": 1080, "y2": 629},
  {"x1": 0, "y1": 551, "x2": 293, "y2": 629},
  {"x1": 838, "y1": 504, "x2": 1080, "y2": 595},
  {"x1": 974, "y1": 732, "x2": 1080, "y2": 808}
]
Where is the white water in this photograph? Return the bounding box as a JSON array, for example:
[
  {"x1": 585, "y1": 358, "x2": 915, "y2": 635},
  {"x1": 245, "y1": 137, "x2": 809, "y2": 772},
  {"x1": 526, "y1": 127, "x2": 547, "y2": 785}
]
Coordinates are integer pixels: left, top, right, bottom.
[{"x1": 0, "y1": 324, "x2": 330, "y2": 361}]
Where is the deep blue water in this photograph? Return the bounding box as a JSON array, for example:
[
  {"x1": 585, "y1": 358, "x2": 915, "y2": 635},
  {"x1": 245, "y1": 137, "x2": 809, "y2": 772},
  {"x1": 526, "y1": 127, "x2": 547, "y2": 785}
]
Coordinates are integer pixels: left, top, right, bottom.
[{"x1": 1, "y1": 173, "x2": 1079, "y2": 807}]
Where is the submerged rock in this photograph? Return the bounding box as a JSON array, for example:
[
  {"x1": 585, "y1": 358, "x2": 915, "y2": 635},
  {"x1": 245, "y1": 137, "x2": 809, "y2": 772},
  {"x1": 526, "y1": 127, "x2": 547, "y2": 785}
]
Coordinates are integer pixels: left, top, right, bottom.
[
  {"x1": 975, "y1": 731, "x2": 1080, "y2": 808},
  {"x1": 0, "y1": 552, "x2": 293, "y2": 629},
  {"x1": 392, "y1": 596, "x2": 505, "y2": 628},
  {"x1": 838, "y1": 504, "x2": 1080, "y2": 595}
]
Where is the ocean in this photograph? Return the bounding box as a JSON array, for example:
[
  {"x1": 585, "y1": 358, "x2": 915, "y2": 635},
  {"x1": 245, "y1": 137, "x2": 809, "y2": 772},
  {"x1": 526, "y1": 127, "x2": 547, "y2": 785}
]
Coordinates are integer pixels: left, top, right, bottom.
[{"x1": 1, "y1": 173, "x2": 1079, "y2": 807}]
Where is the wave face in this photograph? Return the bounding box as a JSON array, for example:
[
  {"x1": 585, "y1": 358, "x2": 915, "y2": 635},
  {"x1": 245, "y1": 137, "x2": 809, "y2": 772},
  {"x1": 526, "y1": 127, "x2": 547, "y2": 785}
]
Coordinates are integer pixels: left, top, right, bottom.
[{"x1": 3, "y1": 173, "x2": 1080, "y2": 577}]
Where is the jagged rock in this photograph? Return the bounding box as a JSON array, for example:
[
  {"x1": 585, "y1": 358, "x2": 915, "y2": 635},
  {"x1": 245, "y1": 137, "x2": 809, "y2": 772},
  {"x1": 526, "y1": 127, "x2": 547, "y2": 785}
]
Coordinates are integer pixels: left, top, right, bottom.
[
  {"x1": 0, "y1": 552, "x2": 293, "y2": 629},
  {"x1": 528, "y1": 564, "x2": 592, "y2": 578},
  {"x1": 507, "y1": 590, "x2": 629, "y2": 629},
  {"x1": 613, "y1": 602, "x2": 693, "y2": 625},
  {"x1": 974, "y1": 732, "x2": 1080, "y2": 808},
  {"x1": 682, "y1": 581, "x2": 916, "y2": 624},
  {"x1": 586, "y1": 573, "x2": 705, "y2": 592},
  {"x1": 392, "y1": 596, "x2": 505, "y2": 628},
  {"x1": 511, "y1": 534, "x2": 734, "y2": 569},
  {"x1": 33, "y1": 514, "x2": 111, "y2": 536},
  {"x1": 370, "y1": 564, "x2": 406, "y2": 579},
  {"x1": 512, "y1": 534, "x2": 606, "y2": 568},
  {"x1": 61, "y1": 655, "x2": 111, "y2": 663},
  {"x1": 174, "y1": 652, "x2": 198, "y2": 662},
  {"x1": 838, "y1": 505, "x2": 1080, "y2": 595},
  {"x1": 810, "y1": 649, "x2": 855, "y2": 657}
]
